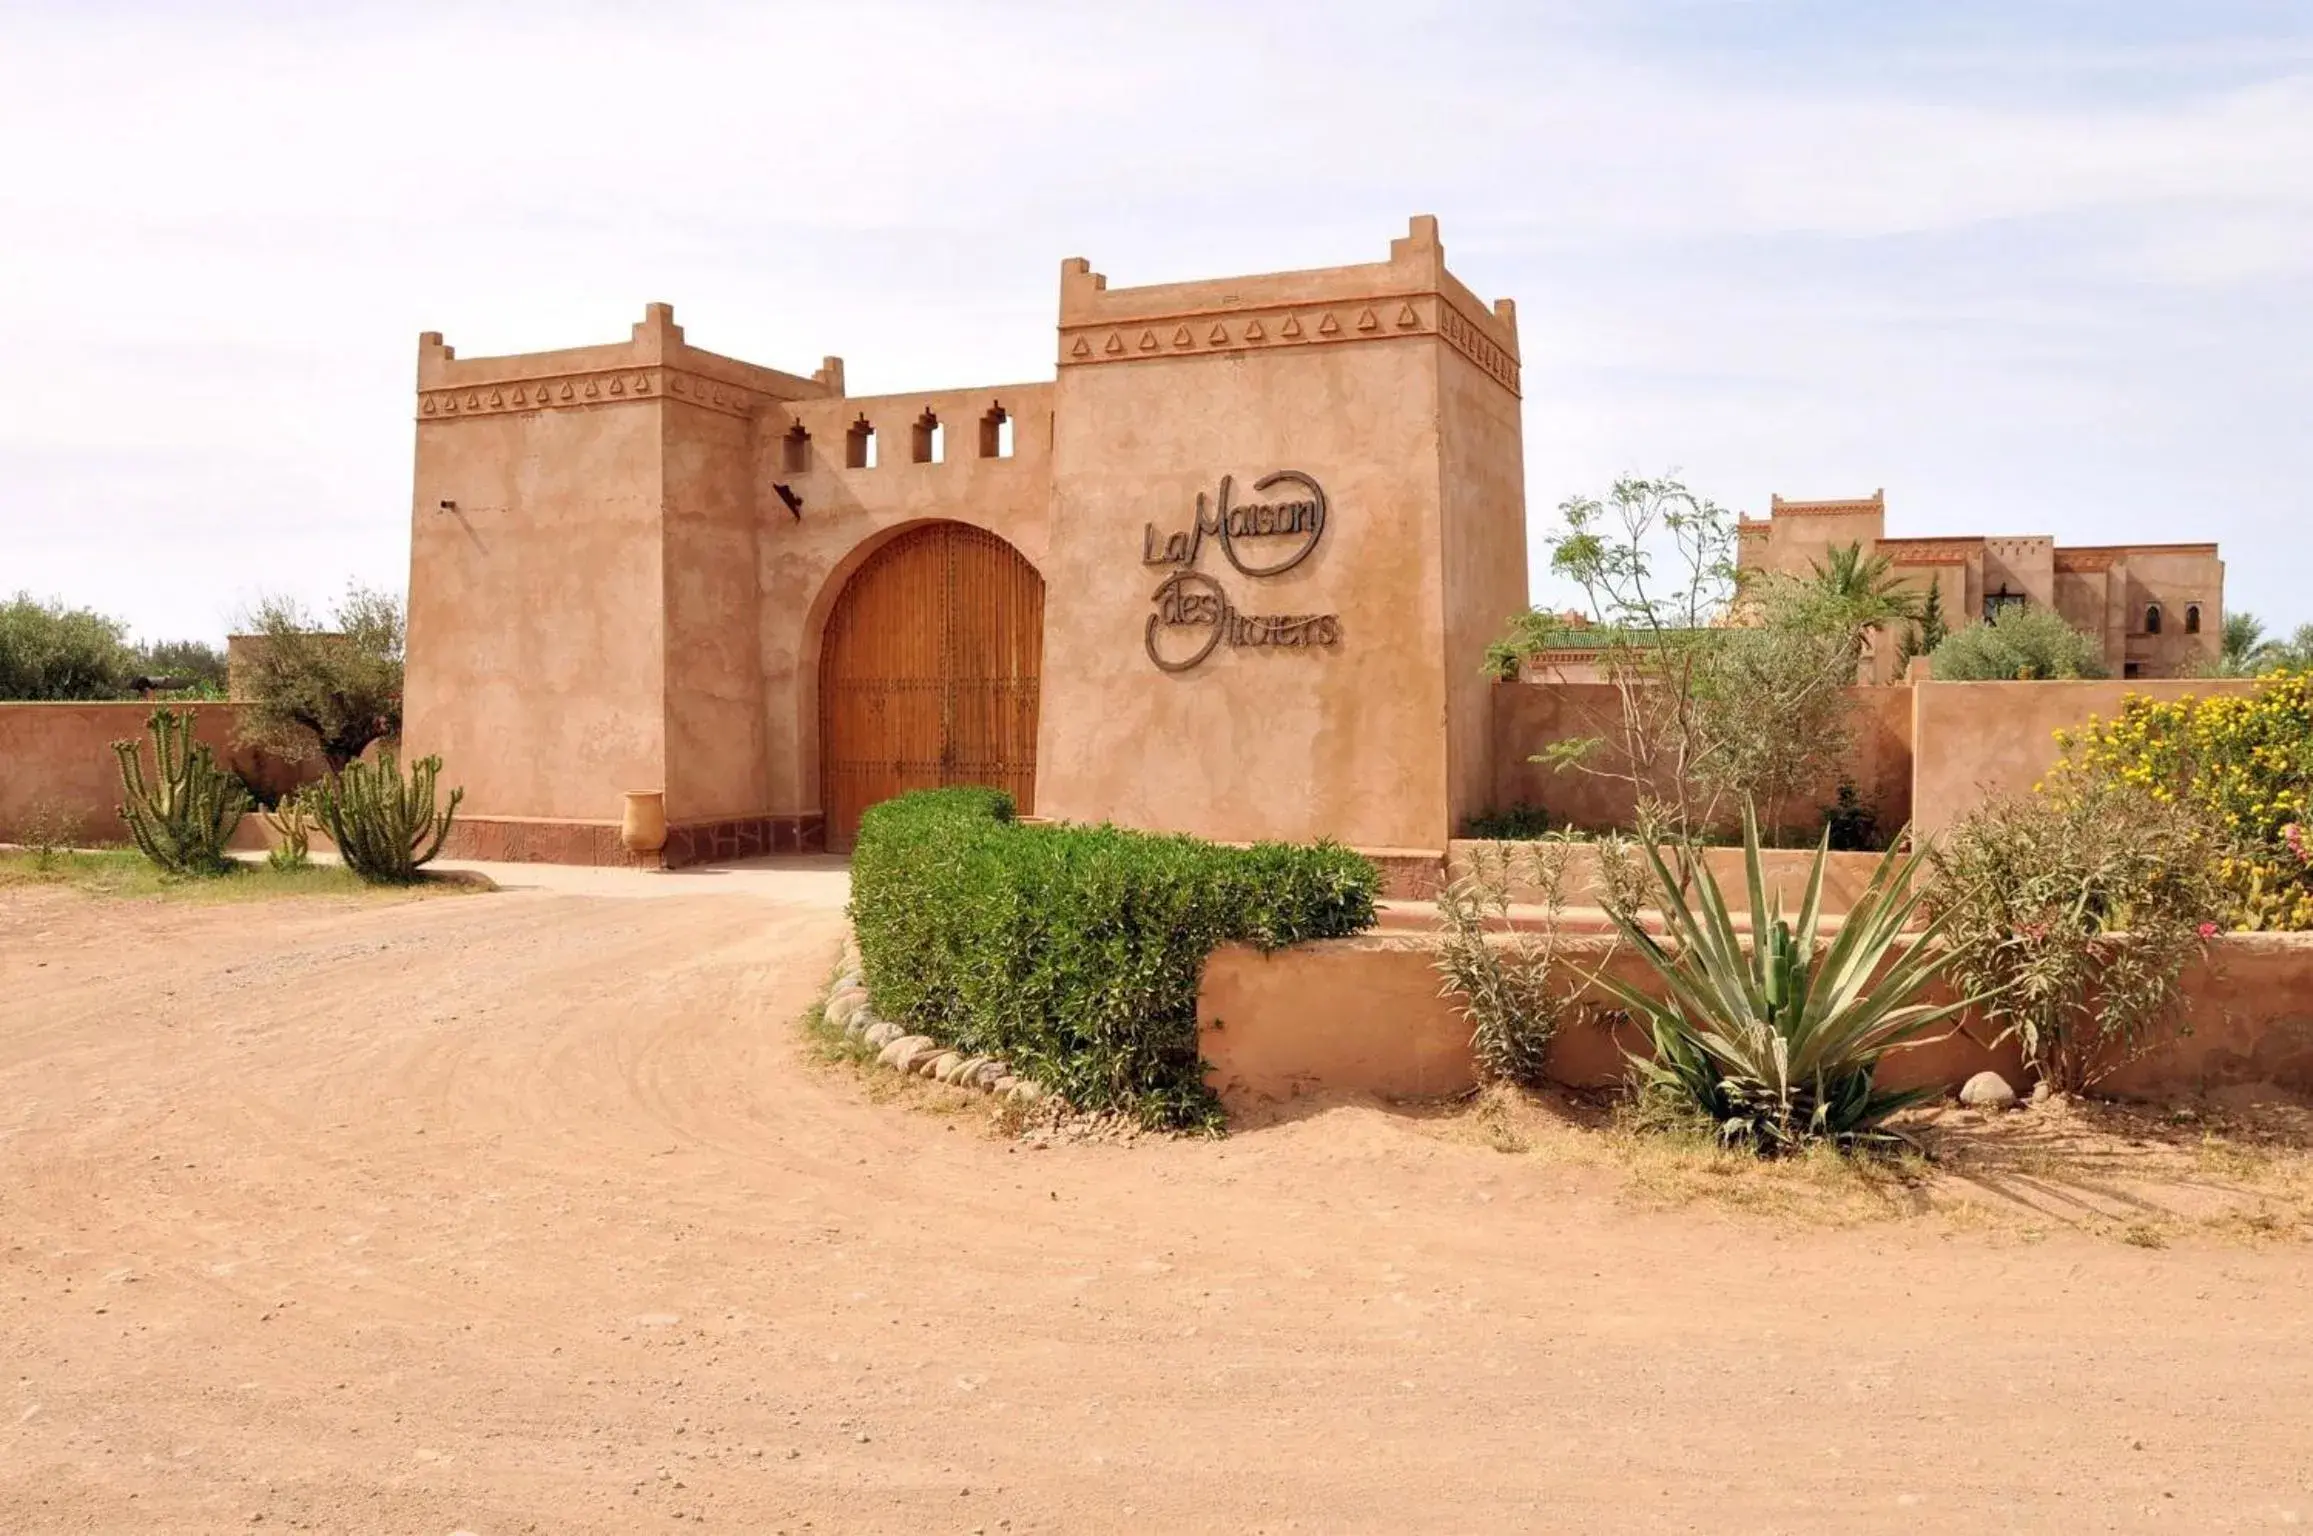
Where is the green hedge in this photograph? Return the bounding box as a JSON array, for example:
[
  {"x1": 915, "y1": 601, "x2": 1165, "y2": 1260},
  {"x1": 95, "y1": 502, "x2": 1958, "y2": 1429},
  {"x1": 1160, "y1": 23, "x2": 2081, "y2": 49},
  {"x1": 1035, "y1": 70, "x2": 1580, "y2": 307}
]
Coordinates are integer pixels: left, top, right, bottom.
[{"x1": 849, "y1": 788, "x2": 1381, "y2": 1128}]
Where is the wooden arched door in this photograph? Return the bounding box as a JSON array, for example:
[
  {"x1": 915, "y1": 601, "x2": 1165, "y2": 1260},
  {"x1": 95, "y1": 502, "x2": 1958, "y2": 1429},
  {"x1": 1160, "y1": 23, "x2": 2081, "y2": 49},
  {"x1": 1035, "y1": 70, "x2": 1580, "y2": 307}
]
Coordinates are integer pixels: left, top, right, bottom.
[{"x1": 820, "y1": 522, "x2": 1045, "y2": 851}]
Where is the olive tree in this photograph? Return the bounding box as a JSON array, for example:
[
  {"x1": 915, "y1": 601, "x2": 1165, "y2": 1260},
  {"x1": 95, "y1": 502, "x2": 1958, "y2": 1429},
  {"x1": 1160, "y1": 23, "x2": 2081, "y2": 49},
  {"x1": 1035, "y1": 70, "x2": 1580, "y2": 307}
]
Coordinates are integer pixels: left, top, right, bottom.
[
  {"x1": 1930, "y1": 606, "x2": 2106, "y2": 681},
  {"x1": 0, "y1": 593, "x2": 136, "y2": 699},
  {"x1": 1491, "y1": 480, "x2": 1894, "y2": 840},
  {"x1": 237, "y1": 585, "x2": 405, "y2": 770}
]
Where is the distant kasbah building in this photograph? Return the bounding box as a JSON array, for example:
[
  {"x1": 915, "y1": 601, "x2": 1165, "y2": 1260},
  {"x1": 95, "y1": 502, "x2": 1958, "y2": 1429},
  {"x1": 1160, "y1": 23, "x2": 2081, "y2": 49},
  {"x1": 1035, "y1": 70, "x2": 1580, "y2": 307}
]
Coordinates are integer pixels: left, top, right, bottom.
[{"x1": 1738, "y1": 489, "x2": 2224, "y2": 681}]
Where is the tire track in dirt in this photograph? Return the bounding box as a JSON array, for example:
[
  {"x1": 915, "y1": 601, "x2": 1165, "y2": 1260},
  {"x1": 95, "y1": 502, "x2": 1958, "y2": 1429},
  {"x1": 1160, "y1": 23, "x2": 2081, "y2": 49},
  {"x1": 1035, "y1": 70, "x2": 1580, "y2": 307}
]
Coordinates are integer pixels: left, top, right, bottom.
[{"x1": 7, "y1": 879, "x2": 2313, "y2": 1533}]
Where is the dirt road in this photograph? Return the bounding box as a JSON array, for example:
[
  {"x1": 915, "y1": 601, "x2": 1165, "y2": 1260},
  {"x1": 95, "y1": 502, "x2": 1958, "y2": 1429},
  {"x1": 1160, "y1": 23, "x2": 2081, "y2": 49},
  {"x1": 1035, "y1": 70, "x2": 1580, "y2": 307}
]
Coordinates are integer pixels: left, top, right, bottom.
[{"x1": 4, "y1": 873, "x2": 2311, "y2": 1533}]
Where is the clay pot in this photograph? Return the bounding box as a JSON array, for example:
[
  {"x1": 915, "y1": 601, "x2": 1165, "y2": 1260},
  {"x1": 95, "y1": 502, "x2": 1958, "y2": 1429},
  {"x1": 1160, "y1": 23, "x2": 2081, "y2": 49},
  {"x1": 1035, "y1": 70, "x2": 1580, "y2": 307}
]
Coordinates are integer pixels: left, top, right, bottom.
[{"x1": 621, "y1": 790, "x2": 668, "y2": 856}]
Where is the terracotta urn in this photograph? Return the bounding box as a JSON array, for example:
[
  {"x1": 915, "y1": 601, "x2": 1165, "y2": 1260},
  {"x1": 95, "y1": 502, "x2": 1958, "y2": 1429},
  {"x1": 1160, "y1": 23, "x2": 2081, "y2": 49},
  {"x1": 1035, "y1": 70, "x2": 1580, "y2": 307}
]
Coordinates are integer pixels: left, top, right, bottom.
[{"x1": 621, "y1": 790, "x2": 668, "y2": 856}]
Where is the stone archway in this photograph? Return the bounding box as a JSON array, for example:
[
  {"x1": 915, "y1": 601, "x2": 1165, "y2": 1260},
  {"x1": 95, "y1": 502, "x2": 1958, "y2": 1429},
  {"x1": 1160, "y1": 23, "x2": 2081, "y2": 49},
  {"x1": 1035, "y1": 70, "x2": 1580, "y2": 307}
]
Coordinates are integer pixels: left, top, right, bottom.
[{"x1": 818, "y1": 521, "x2": 1046, "y2": 852}]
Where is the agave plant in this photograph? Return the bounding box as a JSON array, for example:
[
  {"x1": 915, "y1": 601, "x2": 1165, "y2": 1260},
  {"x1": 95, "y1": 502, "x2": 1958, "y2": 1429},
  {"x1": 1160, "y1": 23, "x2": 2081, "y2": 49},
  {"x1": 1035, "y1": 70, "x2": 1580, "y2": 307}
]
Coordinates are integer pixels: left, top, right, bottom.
[{"x1": 1601, "y1": 804, "x2": 1973, "y2": 1153}]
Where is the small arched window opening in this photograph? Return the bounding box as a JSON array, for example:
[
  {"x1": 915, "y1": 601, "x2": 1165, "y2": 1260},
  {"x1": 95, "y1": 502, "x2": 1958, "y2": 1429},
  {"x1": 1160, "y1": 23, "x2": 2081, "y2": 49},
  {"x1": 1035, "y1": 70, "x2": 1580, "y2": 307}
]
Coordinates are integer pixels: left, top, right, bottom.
[
  {"x1": 911, "y1": 410, "x2": 943, "y2": 465},
  {"x1": 845, "y1": 417, "x2": 876, "y2": 470},
  {"x1": 2185, "y1": 604, "x2": 2202, "y2": 634},
  {"x1": 781, "y1": 422, "x2": 811, "y2": 473},
  {"x1": 979, "y1": 404, "x2": 1013, "y2": 460},
  {"x1": 2145, "y1": 604, "x2": 2163, "y2": 635}
]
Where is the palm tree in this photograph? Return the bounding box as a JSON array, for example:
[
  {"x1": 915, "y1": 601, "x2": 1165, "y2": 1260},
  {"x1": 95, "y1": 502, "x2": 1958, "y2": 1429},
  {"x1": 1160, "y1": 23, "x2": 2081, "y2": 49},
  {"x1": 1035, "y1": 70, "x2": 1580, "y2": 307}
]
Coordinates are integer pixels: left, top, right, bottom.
[
  {"x1": 2268, "y1": 624, "x2": 2313, "y2": 673},
  {"x1": 2209, "y1": 612, "x2": 2313, "y2": 676},
  {"x1": 2212, "y1": 611, "x2": 2269, "y2": 675},
  {"x1": 1806, "y1": 543, "x2": 1924, "y2": 672},
  {"x1": 1893, "y1": 581, "x2": 1948, "y2": 674}
]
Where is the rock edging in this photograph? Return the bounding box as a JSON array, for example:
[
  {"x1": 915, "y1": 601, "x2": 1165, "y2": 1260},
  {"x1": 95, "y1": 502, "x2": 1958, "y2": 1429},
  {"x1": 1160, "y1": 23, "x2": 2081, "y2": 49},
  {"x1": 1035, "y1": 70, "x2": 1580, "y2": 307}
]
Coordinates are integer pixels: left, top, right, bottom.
[{"x1": 824, "y1": 938, "x2": 1051, "y2": 1108}]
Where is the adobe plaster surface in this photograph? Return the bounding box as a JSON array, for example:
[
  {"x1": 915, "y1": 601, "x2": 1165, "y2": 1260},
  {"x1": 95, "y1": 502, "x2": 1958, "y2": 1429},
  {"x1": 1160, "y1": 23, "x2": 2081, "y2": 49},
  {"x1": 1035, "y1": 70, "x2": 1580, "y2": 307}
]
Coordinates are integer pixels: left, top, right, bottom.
[
  {"x1": 1488, "y1": 681, "x2": 1914, "y2": 836},
  {"x1": 1739, "y1": 491, "x2": 2223, "y2": 681},
  {"x1": 1199, "y1": 930, "x2": 2313, "y2": 1107},
  {"x1": 1908, "y1": 676, "x2": 2259, "y2": 838},
  {"x1": 0, "y1": 702, "x2": 310, "y2": 846},
  {"x1": 404, "y1": 218, "x2": 1527, "y2": 858}
]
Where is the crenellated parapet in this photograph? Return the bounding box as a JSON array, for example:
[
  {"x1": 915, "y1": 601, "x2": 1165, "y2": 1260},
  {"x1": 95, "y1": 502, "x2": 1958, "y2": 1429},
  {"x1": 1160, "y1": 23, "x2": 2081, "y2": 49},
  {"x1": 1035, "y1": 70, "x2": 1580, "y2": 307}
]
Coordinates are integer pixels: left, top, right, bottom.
[
  {"x1": 414, "y1": 302, "x2": 842, "y2": 423},
  {"x1": 1055, "y1": 215, "x2": 1523, "y2": 396}
]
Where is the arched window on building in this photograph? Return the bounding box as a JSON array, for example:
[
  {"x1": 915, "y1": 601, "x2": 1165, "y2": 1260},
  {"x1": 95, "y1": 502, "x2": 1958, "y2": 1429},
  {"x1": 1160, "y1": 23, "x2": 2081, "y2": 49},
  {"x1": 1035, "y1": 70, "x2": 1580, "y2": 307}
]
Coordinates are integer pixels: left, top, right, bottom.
[
  {"x1": 2145, "y1": 604, "x2": 2163, "y2": 635},
  {"x1": 2185, "y1": 604, "x2": 2202, "y2": 634}
]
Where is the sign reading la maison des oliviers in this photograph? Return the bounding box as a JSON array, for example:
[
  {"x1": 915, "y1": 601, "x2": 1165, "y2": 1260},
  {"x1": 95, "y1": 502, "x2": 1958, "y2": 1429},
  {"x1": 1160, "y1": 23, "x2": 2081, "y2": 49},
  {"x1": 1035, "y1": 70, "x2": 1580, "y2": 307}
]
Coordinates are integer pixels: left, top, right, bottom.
[{"x1": 1141, "y1": 471, "x2": 1343, "y2": 673}]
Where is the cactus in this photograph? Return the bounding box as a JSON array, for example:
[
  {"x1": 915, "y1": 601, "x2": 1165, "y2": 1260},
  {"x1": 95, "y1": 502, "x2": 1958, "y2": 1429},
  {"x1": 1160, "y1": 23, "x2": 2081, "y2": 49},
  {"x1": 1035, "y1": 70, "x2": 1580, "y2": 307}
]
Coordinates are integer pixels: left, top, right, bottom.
[
  {"x1": 113, "y1": 708, "x2": 249, "y2": 876},
  {"x1": 1764, "y1": 918, "x2": 1796, "y2": 1019},
  {"x1": 306, "y1": 748, "x2": 464, "y2": 885},
  {"x1": 263, "y1": 787, "x2": 314, "y2": 871}
]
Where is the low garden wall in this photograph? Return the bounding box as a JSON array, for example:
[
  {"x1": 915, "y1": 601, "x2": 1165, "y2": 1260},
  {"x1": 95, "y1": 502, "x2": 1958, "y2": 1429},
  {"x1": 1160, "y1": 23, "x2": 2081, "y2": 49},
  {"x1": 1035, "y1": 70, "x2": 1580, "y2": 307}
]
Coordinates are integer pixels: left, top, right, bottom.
[
  {"x1": 1197, "y1": 931, "x2": 2313, "y2": 1106},
  {"x1": 1907, "y1": 677, "x2": 2259, "y2": 837},
  {"x1": 1445, "y1": 840, "x2": 1892, "y2": 916},
  {"x1": 0, "y1": 702, "x2": 314, "y2": 846},
  {"x1": 1492, "y1": 676, "x2": 2273, "y2": 844},
  {"x1": 1490, "y1": 681, "x2": 1914, "y2": 837}
]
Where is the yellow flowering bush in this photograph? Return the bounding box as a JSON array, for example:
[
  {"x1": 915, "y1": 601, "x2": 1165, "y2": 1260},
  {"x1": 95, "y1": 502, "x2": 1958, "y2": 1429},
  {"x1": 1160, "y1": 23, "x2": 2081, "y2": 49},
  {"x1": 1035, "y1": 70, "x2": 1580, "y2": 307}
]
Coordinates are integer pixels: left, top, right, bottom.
[{"x1": 2046, "y1": 673, "x2": 2313, "y2": 930}]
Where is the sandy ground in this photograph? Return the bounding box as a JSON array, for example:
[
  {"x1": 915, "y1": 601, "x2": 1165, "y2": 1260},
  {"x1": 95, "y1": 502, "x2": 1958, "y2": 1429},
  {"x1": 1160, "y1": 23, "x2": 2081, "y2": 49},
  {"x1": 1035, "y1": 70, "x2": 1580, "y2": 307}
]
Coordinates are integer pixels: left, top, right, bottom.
[{"x1": 5, "y1": 869, "x2": 2313, "y2": 1535}]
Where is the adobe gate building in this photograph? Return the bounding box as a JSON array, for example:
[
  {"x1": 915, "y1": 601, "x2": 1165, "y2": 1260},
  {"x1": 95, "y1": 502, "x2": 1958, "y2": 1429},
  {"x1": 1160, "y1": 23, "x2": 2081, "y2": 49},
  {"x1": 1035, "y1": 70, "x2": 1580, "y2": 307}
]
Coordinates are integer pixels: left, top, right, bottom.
[{"x1": 404, "y1": 216, "x2": 1528, "y2": 865}]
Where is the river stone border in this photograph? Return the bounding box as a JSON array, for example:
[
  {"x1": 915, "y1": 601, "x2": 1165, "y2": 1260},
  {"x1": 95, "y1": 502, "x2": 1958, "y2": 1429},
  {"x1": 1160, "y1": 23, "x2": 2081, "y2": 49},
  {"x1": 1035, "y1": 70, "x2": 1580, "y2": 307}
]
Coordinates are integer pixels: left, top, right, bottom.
[{"x1": 824, "y1": 938, "x2": 1050, "y2": 1107}]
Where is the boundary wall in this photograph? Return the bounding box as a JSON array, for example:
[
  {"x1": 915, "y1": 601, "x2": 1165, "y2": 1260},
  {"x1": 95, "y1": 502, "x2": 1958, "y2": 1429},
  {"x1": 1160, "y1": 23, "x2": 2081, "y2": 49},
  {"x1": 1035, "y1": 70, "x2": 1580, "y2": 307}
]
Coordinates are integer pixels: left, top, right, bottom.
[
  {"x1": 1199, "y1": 931, "x2": 2313, "y2": 1106},
  {"x1": 1492, "y1": 676, "x2": 2265, "y2": 842},
  {"x1": 1907, "y1": 677, "x2": 2257, "y2": 837},
  {"x1": 0, "y1": 703, "x2": 314, "y2": 847}
]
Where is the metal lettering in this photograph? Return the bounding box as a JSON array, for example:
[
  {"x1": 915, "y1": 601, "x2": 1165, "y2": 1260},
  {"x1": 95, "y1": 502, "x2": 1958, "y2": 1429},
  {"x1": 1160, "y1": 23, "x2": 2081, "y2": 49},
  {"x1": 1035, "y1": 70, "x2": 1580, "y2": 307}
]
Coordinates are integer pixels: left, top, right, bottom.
[{"x1": 1139, "y1": 471, "x2": 1342, "y2": 673}]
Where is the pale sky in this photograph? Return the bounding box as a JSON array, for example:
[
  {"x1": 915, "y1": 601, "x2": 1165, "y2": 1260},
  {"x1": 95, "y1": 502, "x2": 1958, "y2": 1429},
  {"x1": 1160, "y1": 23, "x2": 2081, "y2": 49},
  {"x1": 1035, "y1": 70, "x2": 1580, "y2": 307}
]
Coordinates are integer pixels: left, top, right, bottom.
[{"x1": 3, "y1": 0, "x2": 2308, "y2": 644}]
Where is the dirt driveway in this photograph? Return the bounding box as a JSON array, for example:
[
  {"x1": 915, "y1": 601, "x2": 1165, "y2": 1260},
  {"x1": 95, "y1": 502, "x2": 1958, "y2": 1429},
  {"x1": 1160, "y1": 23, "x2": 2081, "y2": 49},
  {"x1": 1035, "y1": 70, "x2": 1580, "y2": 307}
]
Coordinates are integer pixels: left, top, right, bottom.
[{"x1": 4, "y1": 870, "x2": 2311, "y2": 1533}]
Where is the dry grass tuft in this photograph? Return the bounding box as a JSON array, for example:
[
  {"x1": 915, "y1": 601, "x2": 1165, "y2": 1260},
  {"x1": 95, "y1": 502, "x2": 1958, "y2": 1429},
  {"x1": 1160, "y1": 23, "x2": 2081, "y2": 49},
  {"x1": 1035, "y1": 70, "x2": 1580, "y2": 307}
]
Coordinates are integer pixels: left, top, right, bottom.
[
  {"x1": 0, "y1": 847, "x2": 480, "y2": 903},
  {"x1": 1420, "y1": 1080, "x2": 2313, "y2": 1246}
]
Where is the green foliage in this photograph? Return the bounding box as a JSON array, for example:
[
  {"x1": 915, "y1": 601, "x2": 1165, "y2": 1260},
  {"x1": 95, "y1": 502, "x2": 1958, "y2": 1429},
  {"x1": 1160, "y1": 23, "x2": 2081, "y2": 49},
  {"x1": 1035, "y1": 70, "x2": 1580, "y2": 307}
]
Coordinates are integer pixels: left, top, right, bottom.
[
  {"x1": 2044, "y1": 672, "x2": 2313, "y2": 931},
  {"x1": 306, "y1": 748, "x2": 463, "y2": 885},
  {"x1": 849, "y1": 788, "x2": 1380, "y2": 1129},
  {"x1": 1462, "y1": 803, "x2": 1554, "y2": 840},
  {"x1": 1820, "y1": 782, "x2": 1881, "y2": 852},
  {"x1": 1927, "y1": 782, "x2": 2227, "y2": 1093},
  {"x1": 19, "y1": 798, "x2": 86, "y2": 870},
  {"x1": 0, "y1": 592, "x2": 137, "y2": 700},
  {"x1": 2204, "y1": 613, "x2": 2313, "y2": 677},
  {"x1": 1434, "y1": 840, "x2": 1583, "y2": 1086},
  {"x1": 1789, "y1": 542, "x2": 1922, "y2": 651},
  {"x1": 0, "y1": 846, "x2": 458, "y2": 903},
  {"x1": 1893, "y1": 582, "x2": 1948, "y2": 673},
  {"x1": 1930, "y1": 606, "x2": 2107, "y2": 681},
  {"x1": 1489, "y1": 476, "x2": 1743, "y2": 835},
  {"x1": 112, "y1": 708, "x2": 249, "y2": 877},
  {"x1": 263, "y1": 788, "x2": 315, "y2": 871},
  {"x1": 238, "y1": 585, "x2": 405, "y2": 769},
  {"x1": 2209, "y1": 611, "x2": 2269, "y2": 676},
  {"x1": 132, "y1": 638, "x2": 229, "y2": 695},
  {"x1": 1689, "y1": 616, "x2": 1860, "y2": 832},
  {"x1": 1492, "y1": 500, "x2": 1905, "y2": 840},
  {"x1": 1600, "y1": 805, "x2": 1971, "y2": 1154}
]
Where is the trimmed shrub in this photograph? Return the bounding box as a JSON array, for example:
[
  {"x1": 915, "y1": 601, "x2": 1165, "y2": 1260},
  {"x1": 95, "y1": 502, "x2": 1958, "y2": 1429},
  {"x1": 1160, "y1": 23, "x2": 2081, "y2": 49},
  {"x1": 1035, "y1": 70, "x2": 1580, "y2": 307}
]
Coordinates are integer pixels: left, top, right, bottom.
[{"x1": 849, "y1": 789, "x2": 1380, "y2": 1128}]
